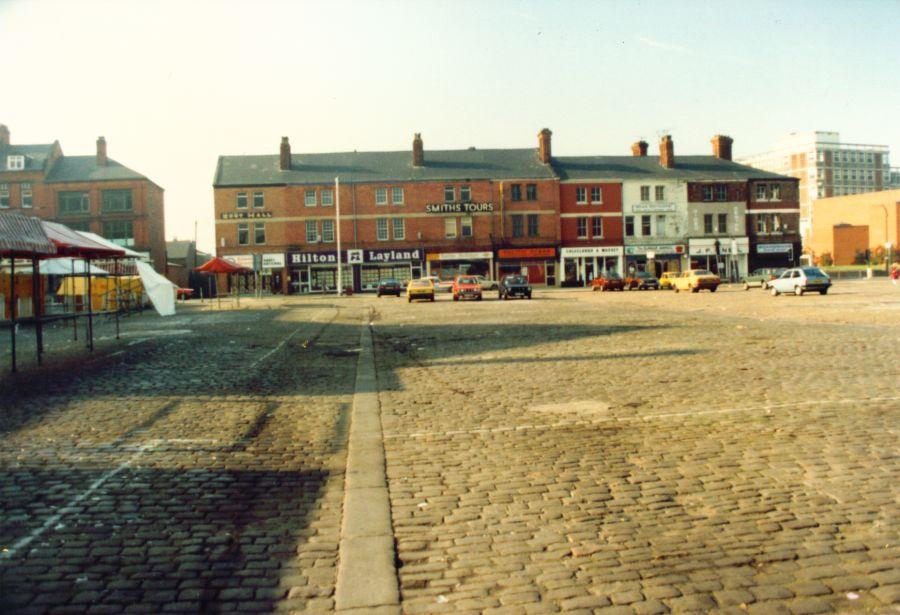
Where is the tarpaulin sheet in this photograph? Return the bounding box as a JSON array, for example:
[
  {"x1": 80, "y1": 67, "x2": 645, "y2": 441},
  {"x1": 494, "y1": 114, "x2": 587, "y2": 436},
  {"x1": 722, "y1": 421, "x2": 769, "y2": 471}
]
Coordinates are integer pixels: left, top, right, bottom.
[{"x1": 136, "y1": 260, "x2": 176, "y2": 316}]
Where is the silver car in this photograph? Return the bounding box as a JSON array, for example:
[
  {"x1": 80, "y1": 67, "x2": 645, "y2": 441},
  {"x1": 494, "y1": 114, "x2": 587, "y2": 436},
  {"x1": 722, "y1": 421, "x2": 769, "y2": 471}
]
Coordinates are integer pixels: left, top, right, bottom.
[{"x1": 768, "y1": 267, "x2": 831, "y2": 296}]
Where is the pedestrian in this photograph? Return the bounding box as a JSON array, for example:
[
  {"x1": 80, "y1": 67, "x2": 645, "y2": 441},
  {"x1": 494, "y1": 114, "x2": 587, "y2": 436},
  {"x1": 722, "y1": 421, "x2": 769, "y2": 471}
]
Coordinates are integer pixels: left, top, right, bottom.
[{"x1": 891, "y1": 262, "x2": 899, "y2": 286}]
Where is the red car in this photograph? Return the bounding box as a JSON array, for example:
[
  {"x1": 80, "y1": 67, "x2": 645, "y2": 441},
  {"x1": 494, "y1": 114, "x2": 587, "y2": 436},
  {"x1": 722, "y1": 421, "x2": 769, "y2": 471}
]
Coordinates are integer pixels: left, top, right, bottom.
[
  {"x1": 591, "y1": 273, "x2": 626, "y2": 292},
  {"x1": 452, "y1": 275, "x2": 483, "y2": 301}
]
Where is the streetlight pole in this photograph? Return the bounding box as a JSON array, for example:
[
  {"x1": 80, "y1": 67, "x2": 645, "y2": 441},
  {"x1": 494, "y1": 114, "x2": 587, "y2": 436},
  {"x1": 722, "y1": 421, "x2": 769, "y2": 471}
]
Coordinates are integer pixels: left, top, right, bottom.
[{"x1": 335, "y1": 176, "x2": 342, "y2": 295}]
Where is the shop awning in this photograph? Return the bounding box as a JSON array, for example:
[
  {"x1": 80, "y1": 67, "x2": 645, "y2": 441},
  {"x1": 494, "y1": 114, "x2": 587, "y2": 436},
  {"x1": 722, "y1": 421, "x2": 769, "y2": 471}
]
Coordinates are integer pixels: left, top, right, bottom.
[
  {"x1": 0, "y1": 212, "x2": 57, "y2": 257},
  {"x1": 195, "y1": 256, "x2": 253, "y2": 274},
  {"x1": 41, "y1": 220, "x2": 126, "y2": 258},
  {"x1": 75, "y1": 231, "x2": 146, "y2": 259}
]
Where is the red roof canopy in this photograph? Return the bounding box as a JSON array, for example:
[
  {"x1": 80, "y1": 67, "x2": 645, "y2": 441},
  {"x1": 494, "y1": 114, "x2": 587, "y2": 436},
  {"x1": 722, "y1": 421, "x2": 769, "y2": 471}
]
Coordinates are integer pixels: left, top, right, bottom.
[
  {"x1": 41, "y1": 220, "x2": 126, "y2": 258},
  {"x1": 195, "y1": 256, "x2": 253, "y2": 274},
  {"x1": 0, "y1": 212, "x2": 58, "y2": 258}
]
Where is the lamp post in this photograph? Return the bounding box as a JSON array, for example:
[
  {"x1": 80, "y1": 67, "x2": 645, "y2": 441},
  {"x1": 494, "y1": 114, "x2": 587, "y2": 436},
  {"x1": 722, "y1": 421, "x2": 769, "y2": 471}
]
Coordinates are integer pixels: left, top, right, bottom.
[{"x1": 887, "y1": 241, "x2": 894, "y2": 276}]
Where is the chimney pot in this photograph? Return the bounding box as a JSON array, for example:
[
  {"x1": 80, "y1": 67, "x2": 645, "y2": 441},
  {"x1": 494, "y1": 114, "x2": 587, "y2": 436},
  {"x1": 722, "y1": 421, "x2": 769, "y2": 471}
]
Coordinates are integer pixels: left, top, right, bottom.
[
  {"x1": 659, "y1": 135, "x2": 675, "y2": 169},
  {"x1": 0, "y1": 125, "x2": 9, "y2": 147},
  {"x1": 538, "y1": 128, "x2": 552, "y2": 164},
  {"x1": 711, "y1": 134, "x2": 734, "y2": 161},
  {"x1": 280, "y1": 136, "x2": 291, "y2": 171},
  {"x1": 631, "y1": 140, "x2": 648, "y2": 157},
  {"x1": 96, "y1": 136, "x2": 107, "y2": 166},
  {"x1": 412, "y1": 133, "x2": 424, "y2": 167}
]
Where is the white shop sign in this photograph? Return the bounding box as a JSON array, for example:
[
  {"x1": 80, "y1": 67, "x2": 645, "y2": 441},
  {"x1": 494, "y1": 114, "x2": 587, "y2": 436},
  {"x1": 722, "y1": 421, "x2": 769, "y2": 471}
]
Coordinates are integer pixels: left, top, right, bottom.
[
  {"x1": 624, "y1": 244, "x2": 685, "y2": 256},
  {"x1": 560, "y1": 246, "x2": 623, "y2": 258},
  {"x1": 756, "y1": 243, "x2": 793, "y2": 254},
  {"x1": 261, "y1": 253, "x2": 285, "y2": 269},
  {"x1": 431, "y1": 251, "x2": 492, "y2": 261},
  {"x1": 720, "y1": 237, "x2": 750, "y2": 255},
  {"x1": 224, "y1": 254, "x2": 254, "y2": 269},
  {"x1": 632, "y1": 202, "x2": 677, "y2": 213}
]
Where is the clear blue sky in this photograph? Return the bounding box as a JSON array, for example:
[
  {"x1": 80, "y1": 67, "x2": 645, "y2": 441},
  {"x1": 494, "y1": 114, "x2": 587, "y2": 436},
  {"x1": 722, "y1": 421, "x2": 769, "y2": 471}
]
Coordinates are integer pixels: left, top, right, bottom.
[{"x1": 2, "y1": 0, "x2": 898, "y2": 252}]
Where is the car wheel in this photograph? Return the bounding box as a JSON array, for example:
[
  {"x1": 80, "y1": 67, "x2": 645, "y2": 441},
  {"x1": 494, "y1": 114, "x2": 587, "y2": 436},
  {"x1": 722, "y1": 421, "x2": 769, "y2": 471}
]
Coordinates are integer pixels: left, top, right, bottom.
[
  {"x1": 710, "y1": 286, "x2": 717, "y2": 293},
  {"x1": 743, "y1": 283, "x2": 750, "y2": 291},
  {"x1": 592, "y1": 286, "x2": 598, "y2": 292},
  {"x1": 408, "y1": 297, "x2": 412, "y2": 303},
  {"x1": 770, "y1": 286, "x2": 779, "y2": 296},
  {"x1": 761, "y1": 281, "x2": 768, "y2": 290},
  {"x1": 527, "y1": 294, "x2": 532, "y2": 300},
  {"x1": 674, "y1": 286, "x2": 679, "y2": 293},
  {"x1": 476, "y1": 295, "x2": 482, "y2": 301},
  {"x1": 453, "y1": 295, "x2": 459, "y2": 301},
  {"x1": 819, "y1": 288, "x2": 828, "y2": 295},
  {"x1": 691, "y1": 286, "x2": 699, "y2": 293},
  {"x1": 794, "y1": 286, "x2": 803, "y2": 296}
]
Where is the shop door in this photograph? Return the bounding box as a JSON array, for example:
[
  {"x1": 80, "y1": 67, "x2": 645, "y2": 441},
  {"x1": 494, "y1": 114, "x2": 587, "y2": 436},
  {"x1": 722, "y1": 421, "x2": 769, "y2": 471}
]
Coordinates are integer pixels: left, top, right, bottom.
[
  {"x1": 545, "y1": 262, "x2": 556, "y2": 286},
  {"x1": 526, "y1": 264, "x2": 545, "y2": 284},
  {"x1": 411, "y1": 265, "x2": 422, "y2": 280}
]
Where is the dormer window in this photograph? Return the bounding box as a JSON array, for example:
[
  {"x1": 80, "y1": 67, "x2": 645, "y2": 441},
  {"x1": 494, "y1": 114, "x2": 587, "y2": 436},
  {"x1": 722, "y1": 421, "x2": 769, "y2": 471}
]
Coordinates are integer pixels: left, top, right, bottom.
[{"x1": 7, "y1": 155, "x2": 25, "y2": 170}]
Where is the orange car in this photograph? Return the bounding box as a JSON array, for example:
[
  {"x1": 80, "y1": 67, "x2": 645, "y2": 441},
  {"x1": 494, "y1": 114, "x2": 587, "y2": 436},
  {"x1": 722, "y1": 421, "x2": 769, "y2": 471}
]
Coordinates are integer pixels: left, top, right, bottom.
[
  {"x1": 452, "y1": 275, "x2": 483, "y2": 301},
  {"x1": 590, "y1": 273, "x2": 626, "y2": 291}
]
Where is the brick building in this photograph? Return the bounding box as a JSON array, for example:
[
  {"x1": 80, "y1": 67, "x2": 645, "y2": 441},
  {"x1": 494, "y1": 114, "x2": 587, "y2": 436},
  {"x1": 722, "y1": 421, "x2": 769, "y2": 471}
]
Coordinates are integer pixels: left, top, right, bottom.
[
  {"x1": 212, "y1": 130, "x2": 799, "y2": 291},
  {"x1": 0, "y1": 125, "x2": 166, "y2": 272},
  {"x1": 807, "y1": 189, "x2": 900, "y2": 265}
]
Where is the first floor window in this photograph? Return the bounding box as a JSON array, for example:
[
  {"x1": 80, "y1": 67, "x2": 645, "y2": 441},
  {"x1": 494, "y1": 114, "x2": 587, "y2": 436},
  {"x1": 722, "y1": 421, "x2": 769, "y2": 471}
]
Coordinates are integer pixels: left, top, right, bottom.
[
  {"x1": 526, "y1": 184, "x2": 537, "y2": 201},
  {"x1": 625, "y1": 216, "x2": 634, "y2": 237},
  {"x1": 640, "y1": 185, "x2": 650, "y2": 201},
  {"x1": 704, "y1": 214, "x2": 714, "y2": 234},
  {"x1": 444, "y1": 186, "x2": 455, "y2": 202},
  {"x1": 655, "y1": 215, "x2": 667, "y2": 237},
  {"x1": 21, "y1": 184, "x2": 32, "y2": 208},
  {"x1": 527, "y1": 214, "x2": 539, "y2": 237},
  {"x1": 58, "y1": 191, "x2": 90, "y2": 216},
  {"x1": 321, "y1": 219, "x2": 334, "y2": 242},
  {"x1": 590, "y1": 187, "x2": 602, "y2": 203},
  {"x1": 305, "y1": 190, "x2": 317, "y2": 206},
  {"x1": 770, "y1": 184, "x2": 781, "y2": 200},
  {"x1": 577, "y1": 217, "x2": 588, "y2": 238},
  {"x1": 756, "y1": 215, "x2": 767, "y2": 233},
  {"x1": 715, "y1": 184, "x2": 727, "y2": 201},
  {"x1": 321, "y1": 189, "x2": 334, "y2": 206},
  {"x1": 392, "y1": 187, "x2": 404, "y2": 205},
  {"x1": 511, "y1": 214, "x2": 524, "y2": 237},
  {"x1": 575, "y1": 187, "x2": 587, "y2": 204},
  {"x1": 703, "y1": 185, "x2": 714, "y2": 201},
  {"x1": 376, "y1": 218, "x2": 389, "y2": 241},
  {"x1": 306, "y1": 220, "x2": 318, "y2": 242},
  {"x1": 102, "y1": 189, "x2": 133, "y2": 212},
  {"x1": 238, "y1": 223, "x2": 249, "y2": 245},
  {"x1": 592, "y1": 217, "x2": 603, "y2": 238},
  {"x1": 641, "y1": 215, "x2": 651, "y2": 236},
  {"x1": 253, "y1": 191, "x2": 264, "y2": 208},
  {"x1": 510, "y1": 184, "x2": 522, "y2": 201},
  {"x1": 444, "y1": 217, "x2": 457, "y2": 239},
  {"x1": 756, "y1": 184, "x2": 767, "y2": 201},
  {"x1": 655, "y1": 185, "x2": 665, "y2": 201},
  {"x1": 717, "y1": 213, "x2": 728, "y2": 233},
  {"x1": 236, "y1": 192, "x2": 248, "y2": 208},
  {"x1": 460, "y1": 186, "x2": 471, "y2": 201},
  {"x1": 461, "y1": 216, "x2": 472, "y2": 237},
  {"x1": 375, "y1": 187, "x2": 388, "y2": 205},
  {"x1": 393, "y1": 218, "x2": 405, "y2": 240},
  {"x1": 0, "y1": 184, "x2": 8, "y2": 208},
  {"x1": 254, "y1": 222, "x2": 266, "y2": 244},
  {"x1": 103, "y1": 220, "x2": 135, "y2": 247}
]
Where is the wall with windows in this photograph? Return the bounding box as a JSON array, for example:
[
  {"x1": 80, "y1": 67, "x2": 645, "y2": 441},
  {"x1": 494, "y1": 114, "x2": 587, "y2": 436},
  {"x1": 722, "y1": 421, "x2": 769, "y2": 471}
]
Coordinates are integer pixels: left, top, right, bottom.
[
  {"x1": 559, "y1": 181, "x2": 622, "y2": 245},
  {"x1": 684, "y1": 182, "x2": 747, "y2": 238},
  {"x1": 621, "y1": 179, "x2": 688, "y2": 245}
]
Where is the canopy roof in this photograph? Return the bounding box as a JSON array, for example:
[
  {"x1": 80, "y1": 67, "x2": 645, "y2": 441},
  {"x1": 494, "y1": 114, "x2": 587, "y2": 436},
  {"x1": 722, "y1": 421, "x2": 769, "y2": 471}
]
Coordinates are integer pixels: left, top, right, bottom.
[
  {"x1": 75, "y1": 231, "x2": 146, "y2": 258},
  {"x1": 41, "y1": 220, "x2": 126, "y2": 258},
  {"x1": 0, "y1": 212, "x2": 58, "y2": 257},
  {"x1": 195, "y1": 256, "x2": 252, "y2": 274}
]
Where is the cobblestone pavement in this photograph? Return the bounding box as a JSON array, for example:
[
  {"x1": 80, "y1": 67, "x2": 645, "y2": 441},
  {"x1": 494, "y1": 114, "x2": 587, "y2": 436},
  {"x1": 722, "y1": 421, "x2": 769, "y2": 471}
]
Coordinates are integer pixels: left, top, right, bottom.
[
  {"x1": 1, "y1": 299, "x2": 368, "y2": 614},
  {"x1": 1, "y1": 281, "x2": 898, "y2": 614},
  {"x1": 373, "y1": 281, "x2": 900, "y2": 614}
]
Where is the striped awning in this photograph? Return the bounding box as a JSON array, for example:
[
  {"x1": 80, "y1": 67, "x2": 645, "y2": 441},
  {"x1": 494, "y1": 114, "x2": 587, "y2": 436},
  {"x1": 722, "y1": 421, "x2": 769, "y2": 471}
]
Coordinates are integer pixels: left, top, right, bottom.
[{"x1": 0, "y1": 212, "x2": 57, "y2": 257}]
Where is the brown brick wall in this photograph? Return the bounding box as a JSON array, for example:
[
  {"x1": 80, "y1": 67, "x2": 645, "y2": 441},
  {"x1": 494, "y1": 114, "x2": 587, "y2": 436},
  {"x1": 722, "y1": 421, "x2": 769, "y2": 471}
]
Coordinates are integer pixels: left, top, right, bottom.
[{"x1": 832, "y1": 225, "x2": 868, "y2": 265}]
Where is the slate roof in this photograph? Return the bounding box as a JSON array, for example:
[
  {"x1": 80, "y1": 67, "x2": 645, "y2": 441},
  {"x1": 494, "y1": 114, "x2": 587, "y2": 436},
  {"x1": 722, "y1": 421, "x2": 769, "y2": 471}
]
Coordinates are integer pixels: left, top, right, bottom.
[
  {"x1": 0, "y1": 143, "x2": 57, "y2": 172},
  {"x1": 44, "y1": 156, "x2": 147, "y2": 183},
  {"x1": 214, "y1": 148, "x2": 556, "y2": 187},
  {"x1": 553, "y1": 155, "x2": 789, "y2": 181}
]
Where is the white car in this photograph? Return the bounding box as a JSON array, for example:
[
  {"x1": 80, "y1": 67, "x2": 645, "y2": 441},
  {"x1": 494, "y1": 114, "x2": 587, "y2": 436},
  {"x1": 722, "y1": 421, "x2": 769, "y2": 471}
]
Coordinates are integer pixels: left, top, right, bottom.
[
  {"x1": 422, "y1": 276, "x2": 453, "y2": 293},
  {"x1": 768, "y1": 267, "x2": 832, "y2": 296},
  {"x1": 473, "y1": 275, "x2": 499, "y2": 291}
]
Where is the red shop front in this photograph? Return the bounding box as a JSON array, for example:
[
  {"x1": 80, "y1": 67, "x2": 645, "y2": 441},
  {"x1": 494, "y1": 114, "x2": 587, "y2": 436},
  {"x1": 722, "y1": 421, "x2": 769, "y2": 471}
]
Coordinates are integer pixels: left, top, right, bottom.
[{"x1": 495, "y1": 247, "x2": 557, "y2": 286}]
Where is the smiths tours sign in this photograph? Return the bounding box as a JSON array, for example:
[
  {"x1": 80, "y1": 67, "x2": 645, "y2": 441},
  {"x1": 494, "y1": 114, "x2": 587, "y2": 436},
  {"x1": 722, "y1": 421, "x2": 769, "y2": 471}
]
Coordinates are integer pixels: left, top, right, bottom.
[{"x1": 425, "y1": 202, "x2": 494, "y2": 214}]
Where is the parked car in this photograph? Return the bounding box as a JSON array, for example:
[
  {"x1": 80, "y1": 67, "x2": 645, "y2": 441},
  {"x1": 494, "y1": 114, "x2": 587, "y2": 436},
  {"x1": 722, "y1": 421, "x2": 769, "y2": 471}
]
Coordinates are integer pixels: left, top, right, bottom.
[
  {"x1": 474, "y1": 275, "x2": 499, "y2": 291},
  {"x1": 499, "y1": 275, "x2": 532, "y2": 299},
  {"x1": 672, "y1": 269, "x2": 721, "y2": 293},
  {"x1": 768, "y1": 267, "x2": 831, "y2": 296},
  {"x1": 376, "y1": 278, "x2": 402, "y2": 297},
  {"x1": 423, "y1": 275, "x2": 453, "y2": 293},
  {"x1": 741, "y1": 268, "x2": 786, "y2": 290},
  {"x1": 590, "y1": 272, "x2": 626, "y2": 292},
  {"x1": 629, "y1": 271, "x2": 660, "y2": 290},
  {"x1": 452, "y1": 275, "x2": 483, "y2": 301},
  {"x1": 407, "y1": 278, "x2": 435, "y2": 302},
  {"x1": 659, "y1": 271, "x2": 680, "y2": 290}
]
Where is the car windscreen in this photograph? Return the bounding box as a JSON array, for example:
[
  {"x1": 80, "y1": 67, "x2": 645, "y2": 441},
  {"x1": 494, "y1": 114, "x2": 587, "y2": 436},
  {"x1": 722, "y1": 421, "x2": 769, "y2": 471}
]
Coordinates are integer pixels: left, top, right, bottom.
[
  {"x1": 802, "y1": 267, "x2": 828, "y2": 278},
  {"x1": 457, "y1": 277, "x2": 477, "y2": 284},
  {"x1": 505, "y1": 276, "x2": 527, "y2": 284},
  {"x1": 410, "y1": 280, "x2": 431, "y2": 288},
  {"x1": 636, "y1": 272, "x2": 654, "y2": 278}
]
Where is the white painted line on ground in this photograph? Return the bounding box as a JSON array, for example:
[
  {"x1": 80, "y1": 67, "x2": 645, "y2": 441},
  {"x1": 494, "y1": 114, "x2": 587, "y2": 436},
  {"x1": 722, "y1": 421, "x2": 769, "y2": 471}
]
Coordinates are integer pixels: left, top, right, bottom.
[
  {"x1": 386, "y1": 396, "x2": 900, "y2": 439},
  {"x1": 0, "y1": 441, "x2": 156, "y2": 561},
  {"x1": 248, "y1": 308, "x2": 332, "y2": 371}
]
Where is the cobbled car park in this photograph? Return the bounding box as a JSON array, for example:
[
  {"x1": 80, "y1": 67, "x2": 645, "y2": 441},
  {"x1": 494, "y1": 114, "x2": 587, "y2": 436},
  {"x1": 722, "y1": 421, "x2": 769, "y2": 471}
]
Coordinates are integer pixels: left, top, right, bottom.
[{"x1": 1, "y1": 280, "x2": 898, "y2": 614}]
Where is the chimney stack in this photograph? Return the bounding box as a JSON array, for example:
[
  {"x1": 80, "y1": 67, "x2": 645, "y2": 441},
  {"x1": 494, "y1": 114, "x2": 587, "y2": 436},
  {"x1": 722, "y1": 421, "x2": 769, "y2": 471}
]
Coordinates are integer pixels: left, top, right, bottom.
[
  {"x1": 659, "y1": 135, "x2": 674, "y2": 169},
  {"x1": 96, "y1": 136, "x2": 107, "y2": 166},
  {"x1": 280, "y1": 137, "x2": 291, "y2": 170},
  {"x1": 538, "y1": 128, "x2": 552, "y2": 164},
  {"x1": 711, "y1": 134, "x2": 733, "y2": 161},
  {"x1": 412, "y1": 133, "x2": 424, "y2": 167},
  {"x1": 631, "y1": 140, "x2": 648, "y2": 157},
  {"x1": 0, "y1": 125, "x2": 9, "y2": 147}
]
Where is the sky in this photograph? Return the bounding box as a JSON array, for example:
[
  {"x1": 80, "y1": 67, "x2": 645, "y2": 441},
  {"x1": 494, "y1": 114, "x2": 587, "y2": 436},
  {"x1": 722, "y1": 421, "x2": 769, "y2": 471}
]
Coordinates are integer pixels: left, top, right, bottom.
[{"x1": 2, "y1": 0, "x2": 898, "y2": 253}]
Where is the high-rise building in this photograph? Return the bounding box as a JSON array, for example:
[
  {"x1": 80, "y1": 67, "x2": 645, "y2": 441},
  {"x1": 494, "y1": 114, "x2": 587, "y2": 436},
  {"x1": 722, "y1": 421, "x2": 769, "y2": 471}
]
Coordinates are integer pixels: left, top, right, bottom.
[{"x1": 738, "y1": 131, "x2": 897, "y2": 250}]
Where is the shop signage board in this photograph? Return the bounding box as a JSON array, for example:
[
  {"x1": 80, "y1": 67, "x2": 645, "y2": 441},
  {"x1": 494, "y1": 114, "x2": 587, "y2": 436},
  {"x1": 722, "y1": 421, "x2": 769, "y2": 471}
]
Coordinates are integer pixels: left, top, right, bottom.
[
  {"x1": 261, "y1": 253, "x2": 285, "y2": 270},
  {"x1": 624, "y1": 245, "x2": 684, "y2": 256},
  {"x1": 221, "y1": 211, "x2": 273, "y2": 220},
  {"x1": 720, "y1": 238, "x2": 750, "y2": 255},
  {"x1": 287, "y1": 251, "x2": 345, "y2": 266},
  {"x1": 347, "y1": 249, "x2": 363, "y2": 264},
  {"x1": 632, "y1": 203, "x2": 677, "y2": 213},
  {"x1": 224, "y1": 254, "x2": 254, "y2": 269},
  {"x1": 560, "y1": 246, "x2": 623, "y2": 258},
  {"x1": 424, "y1": 202, "x2": 494, "y2": 214},
  {"x1": 497, "y1": 247, "x2": 557, "y2": 259},
  {"x1": 757, "y1": 243, "x2": 793, "y2": 254},
  {"x1": 363, "y1": 248, "x2": 423, "y2": 263},
  {"x1": 426, "y1": 251, "x2": 493, "y2": 261}
]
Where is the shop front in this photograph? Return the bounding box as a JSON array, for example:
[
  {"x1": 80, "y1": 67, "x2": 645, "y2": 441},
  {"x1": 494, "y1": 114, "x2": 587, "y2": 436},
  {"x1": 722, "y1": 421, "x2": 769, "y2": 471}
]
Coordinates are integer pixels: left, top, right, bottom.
[
  {"x1": 287, "y1": 250, "x2": 348, "y2": 294},
  {"x1": 496, "y1": 247, "x2": 557, "y2": 285},
  {"x1": 261, "y1": 253, "x2": 285, "y2": 294},
  {"x1": 752, "y1": 241, "x2": 799, "y2": 270},
  {"x1": 560, "y1": 246, "x2": 623, "y2": 286},
  {"x1": 688, "y1": 237, "x2": 749, "y2": 281},
  {"x1": 624, "y1": 244, "x2": 685, "y2": 278},
  {"x1": 425, "y1": 250, "x2": 493, "y2": 281},
  {"x1": 352, "y1": 248, "x2": 424, "y2": 291}
]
